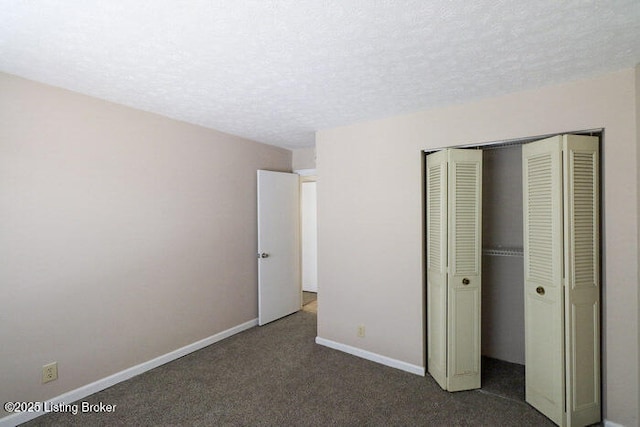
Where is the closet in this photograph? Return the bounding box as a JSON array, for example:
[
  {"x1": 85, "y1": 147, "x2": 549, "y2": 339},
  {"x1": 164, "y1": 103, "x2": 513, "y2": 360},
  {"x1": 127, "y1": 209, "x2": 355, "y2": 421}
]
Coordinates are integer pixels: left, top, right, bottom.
[
  {"x1": 481, "y1": 144, "x2": 524, "y2": 365},
  {"x1": 425, "y1": 134, "x2": 601, "y2": 427}
]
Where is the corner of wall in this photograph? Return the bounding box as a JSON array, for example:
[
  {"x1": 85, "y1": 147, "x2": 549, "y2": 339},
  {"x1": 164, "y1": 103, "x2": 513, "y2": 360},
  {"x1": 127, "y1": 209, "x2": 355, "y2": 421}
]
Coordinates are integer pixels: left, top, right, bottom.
[
  {"x1": 317, "y1": 68, "x2": 640, "y2": 426},
  {"x1": 292, "y1": 146, "x2": 316, "y2": 171},
  {"x1": 0, "y1": 72, "x2": 292, "y2": 419},
  {"x1": 635, "y1": 63, "x2": 640, "y2": 425}
]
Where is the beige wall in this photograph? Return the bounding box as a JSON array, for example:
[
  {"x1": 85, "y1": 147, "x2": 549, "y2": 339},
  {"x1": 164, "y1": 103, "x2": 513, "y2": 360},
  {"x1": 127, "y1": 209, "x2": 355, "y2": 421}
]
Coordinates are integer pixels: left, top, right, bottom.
[
  {"x1": 0, "y1": 73, "x2": 291, "y2": 415},
  {"x1": 636, "y1": 65, "x2": 640, "y2": 418},
  {"x1": 317, "y1": 68, "x2": 639, "y2": 426},
  {"x1": 292, "y1": 147, "x2": 316, "y2": 171}
]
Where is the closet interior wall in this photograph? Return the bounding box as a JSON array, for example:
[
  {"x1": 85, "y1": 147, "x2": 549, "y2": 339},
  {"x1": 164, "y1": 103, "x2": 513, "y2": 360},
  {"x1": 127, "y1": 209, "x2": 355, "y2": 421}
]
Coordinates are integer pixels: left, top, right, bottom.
[{"x1": 481, "y1": 145, "x2": 525, "y2": 365}]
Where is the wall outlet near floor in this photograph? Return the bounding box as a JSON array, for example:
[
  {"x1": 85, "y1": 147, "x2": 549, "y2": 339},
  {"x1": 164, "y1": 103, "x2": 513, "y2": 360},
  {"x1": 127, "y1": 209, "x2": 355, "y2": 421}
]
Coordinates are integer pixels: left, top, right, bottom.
[
  {"x1": 42, "y1": 362, "x2": 58, "y2": 383},
  {"x1": 357, "y1": 325, "x2": 365, "y2": 338}
]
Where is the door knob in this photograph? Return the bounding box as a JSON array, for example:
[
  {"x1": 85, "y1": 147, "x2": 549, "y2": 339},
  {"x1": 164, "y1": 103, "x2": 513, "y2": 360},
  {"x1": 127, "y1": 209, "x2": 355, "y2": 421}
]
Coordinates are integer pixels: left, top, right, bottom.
[
  {"x1": 536, "y1": 286, "x2": 545, "y2": 295},
  {"x1": 462, "y1": 278, "x2": 470, "y2": 285},
  {"x1": 258, "y1": 252, "x2": 270, "y2": 258}
]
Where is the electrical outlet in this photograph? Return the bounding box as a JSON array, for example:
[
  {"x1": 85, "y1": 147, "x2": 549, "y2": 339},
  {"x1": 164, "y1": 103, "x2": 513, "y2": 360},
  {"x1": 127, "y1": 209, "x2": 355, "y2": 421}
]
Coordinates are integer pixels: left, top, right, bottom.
[
  {"x1": 357, "y1": 325, "x2": 365, "y2": 338},
  {"x1": 42, "y1": 362, "x2": 58, "y2": 383}
]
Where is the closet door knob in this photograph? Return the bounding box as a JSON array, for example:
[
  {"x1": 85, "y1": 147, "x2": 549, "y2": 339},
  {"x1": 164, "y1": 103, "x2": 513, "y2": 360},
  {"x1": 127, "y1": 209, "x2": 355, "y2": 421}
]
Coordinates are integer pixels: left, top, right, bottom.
[
  {"x1": 536, "y1": 286, "x2": 545, "y2": 295},
  {"x1": 462, "y1": 278, "x2": 470, "y2": 285}
]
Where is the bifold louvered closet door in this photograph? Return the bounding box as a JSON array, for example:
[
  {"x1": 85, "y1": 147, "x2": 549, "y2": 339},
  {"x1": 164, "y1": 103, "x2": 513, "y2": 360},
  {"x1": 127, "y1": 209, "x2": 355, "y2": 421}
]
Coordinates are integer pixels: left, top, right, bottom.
[
  {"x1": 426, "y1": 149, "x2": 482, "y2": 392},
  {"x1": 523, "y1": 135, "x2": 600, "y2": 427}
]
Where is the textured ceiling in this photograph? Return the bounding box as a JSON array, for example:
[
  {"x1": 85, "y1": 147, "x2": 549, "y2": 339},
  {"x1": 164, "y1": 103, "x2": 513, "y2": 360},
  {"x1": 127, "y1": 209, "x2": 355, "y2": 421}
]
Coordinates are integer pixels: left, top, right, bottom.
[{"x1": 1, "y1": 1, "x2": 639, "y2": 148}]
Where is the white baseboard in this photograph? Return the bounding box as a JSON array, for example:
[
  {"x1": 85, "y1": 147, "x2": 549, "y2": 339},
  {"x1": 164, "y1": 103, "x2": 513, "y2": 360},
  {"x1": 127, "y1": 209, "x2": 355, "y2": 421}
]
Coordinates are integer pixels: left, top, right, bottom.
[
  {"x1": 0, "y1": 318, "x2": 258, "y2": 427},
  {"x1": 604, "y1": 420, "x2": 625, "y2": 427},
  {"x1": 315, "y1": 336, "x2": 425, "y2": 376}
]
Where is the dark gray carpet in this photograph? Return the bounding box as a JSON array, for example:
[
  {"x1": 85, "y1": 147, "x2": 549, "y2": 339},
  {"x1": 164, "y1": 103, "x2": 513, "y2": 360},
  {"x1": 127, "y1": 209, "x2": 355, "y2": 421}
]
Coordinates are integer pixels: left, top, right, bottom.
[
  {"x1": 22, "y1": 311, "x2": 554, "y2": 426},
  {"x1": 302, "y1": 291, "x2": 317, "y2": 306},
  {"x1": 480, "y1": 356, "x2": 525, "y2": 403}
]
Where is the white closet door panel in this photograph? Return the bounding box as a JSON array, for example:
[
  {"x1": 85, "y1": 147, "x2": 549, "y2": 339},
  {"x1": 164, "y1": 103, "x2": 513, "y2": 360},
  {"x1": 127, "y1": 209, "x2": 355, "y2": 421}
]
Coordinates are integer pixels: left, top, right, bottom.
[
  {"x1": 447, "y1": 149, "x2": 482, "y2": 391},
  {"x1": 523, "y1": 136, "x2": 565, "y2": 426},
  {"x1": 426, "y1": 150, "x2": 448, "y2": 390},
  {"x1": 563, "y1": 135, "x2": 600, "y2": 426}
]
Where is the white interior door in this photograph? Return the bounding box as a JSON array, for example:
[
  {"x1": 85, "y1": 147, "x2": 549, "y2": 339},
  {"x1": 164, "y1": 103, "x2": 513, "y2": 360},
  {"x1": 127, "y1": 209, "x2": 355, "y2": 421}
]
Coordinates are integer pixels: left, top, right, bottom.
[
  {"x1": 523, "y1": 136, "x2": 565, "y2": 425},
  {"x1": 257, "y1": 170, "x2": 301, "y2": 326},
  {"x1": 426, "y1": 148, "x2": 482, "y2": 392},
  {"x1": 426, "y1": 150, "x2": 449, "y2": 390},
  {"x1": 447, "y1": 148, "x2": 482, "y2": 391},
  {"x1": 301, "y1": 181, "x2": 318, "y2": 292},
  {"x1": 523, "y1": 135, "x2": 600, "y2": 426},
  {"x1": 562, "y1": 135, "x2": 600, "y2": 426}
]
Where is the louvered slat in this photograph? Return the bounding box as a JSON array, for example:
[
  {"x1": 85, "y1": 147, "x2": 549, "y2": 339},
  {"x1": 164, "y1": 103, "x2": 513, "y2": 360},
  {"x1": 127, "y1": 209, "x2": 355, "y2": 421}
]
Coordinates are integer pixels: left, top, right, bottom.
[
  {"x1": 429, "y1": 164, "x2": 442, "y2": 271},
  {"x1": 454, "y1": 163, "x2": 479, "y2": 274},
  {"x1": 526, "y1": 153, "x2": 553, "y2": 284},
  {"x1": 571, "y1": 152, "x2": 596, "y2": 286}
]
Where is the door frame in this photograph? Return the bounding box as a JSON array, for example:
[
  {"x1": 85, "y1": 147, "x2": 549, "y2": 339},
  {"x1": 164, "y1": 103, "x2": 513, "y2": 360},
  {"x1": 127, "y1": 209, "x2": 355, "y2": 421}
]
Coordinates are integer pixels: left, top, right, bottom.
[
  {"x1": 297, "y1": 170, "x2": 318, "y2": 294},
  {"x1": 422, "y1": 129, "x2": 604, "y2": 416}
]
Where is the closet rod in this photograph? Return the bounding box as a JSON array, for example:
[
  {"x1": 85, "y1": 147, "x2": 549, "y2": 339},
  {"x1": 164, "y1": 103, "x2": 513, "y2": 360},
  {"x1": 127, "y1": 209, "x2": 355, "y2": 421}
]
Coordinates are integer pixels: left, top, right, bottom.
[
  {"x1": 476, "y1": 141, "x2": 523, "y2": 151},
  {"x1": 482, "y1": 248, "x2": 523, "y2": 257}
]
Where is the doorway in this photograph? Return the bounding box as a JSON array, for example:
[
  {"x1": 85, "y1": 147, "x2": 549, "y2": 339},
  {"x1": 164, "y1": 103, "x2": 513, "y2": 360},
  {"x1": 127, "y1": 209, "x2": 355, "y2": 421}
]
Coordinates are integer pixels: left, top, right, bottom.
[
  {"x1": 481, "y1": 143, "x2": 525, "y2": 400},
  {"x1": 424, "y1": 131, "x2": 602, "y2": 426},
  {"x1": 298, "y1": 171, "x2": 318, "y2": 313}
]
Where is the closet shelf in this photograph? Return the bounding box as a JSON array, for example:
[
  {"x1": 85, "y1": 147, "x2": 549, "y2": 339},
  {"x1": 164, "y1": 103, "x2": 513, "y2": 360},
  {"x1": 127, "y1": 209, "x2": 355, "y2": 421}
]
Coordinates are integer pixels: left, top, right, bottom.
[{"x1": 482, "y1": 247, "x2": 523, "y2": 257}]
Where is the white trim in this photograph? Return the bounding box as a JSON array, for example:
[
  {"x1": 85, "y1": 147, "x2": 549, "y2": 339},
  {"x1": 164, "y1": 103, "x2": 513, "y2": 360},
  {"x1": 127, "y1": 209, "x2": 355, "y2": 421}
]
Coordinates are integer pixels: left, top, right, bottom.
[
  {"x1": 603, "y1": 420, "x2": 625, "y2": 427},
  {"x1": 0, "y1": 318, "x2": 258, "y2": 427},
  {"x1": 315, "y1": 336, "x2": 425, "y2": 376}
]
